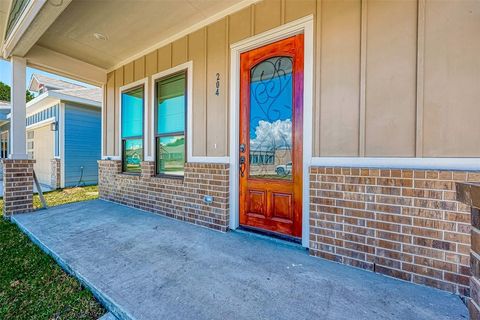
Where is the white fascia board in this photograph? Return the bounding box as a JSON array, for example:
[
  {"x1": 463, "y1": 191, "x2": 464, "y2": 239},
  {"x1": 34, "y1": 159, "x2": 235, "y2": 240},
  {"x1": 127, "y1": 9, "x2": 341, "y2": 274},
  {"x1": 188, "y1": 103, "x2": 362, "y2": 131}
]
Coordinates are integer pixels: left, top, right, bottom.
[
  {"x1": 27, "y1": 90, "x2": 49, "y2": 107},
  {"x1": 1, "y1": 0, "x2": 46, "y2": 58},
  {"x1": 48, "y1": 91, "x2": 101, "y2": 108},
  {"x1": 24, "y1": 90, "x2": 100, "y2": 117},
  {"x1": 25, "y1": 93, "x2": 59, "y2": 116}
]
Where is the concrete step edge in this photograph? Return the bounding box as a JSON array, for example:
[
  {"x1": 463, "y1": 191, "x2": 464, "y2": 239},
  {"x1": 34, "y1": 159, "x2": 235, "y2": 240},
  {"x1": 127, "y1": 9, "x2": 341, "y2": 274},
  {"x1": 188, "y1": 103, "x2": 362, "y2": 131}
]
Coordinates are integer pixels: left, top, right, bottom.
[{"x1": 11, "y1": 215, "x2": 135, "y2": 320}]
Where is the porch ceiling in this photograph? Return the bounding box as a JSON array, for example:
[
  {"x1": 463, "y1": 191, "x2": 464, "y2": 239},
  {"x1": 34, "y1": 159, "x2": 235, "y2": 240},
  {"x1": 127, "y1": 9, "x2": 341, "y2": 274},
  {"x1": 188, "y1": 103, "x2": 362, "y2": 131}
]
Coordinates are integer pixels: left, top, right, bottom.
[
  {"x1": 37, "y1": 0, "x2": 242, "y2": 70},
  {"x1": 0, "y1": 0, "x2": 9, "y2": 43}
]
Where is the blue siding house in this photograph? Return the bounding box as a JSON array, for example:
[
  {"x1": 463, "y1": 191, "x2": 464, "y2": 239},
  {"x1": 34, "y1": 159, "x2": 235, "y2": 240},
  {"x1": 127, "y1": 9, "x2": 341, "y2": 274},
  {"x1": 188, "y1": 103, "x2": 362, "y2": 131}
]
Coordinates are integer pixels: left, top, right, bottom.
[
  {"x1": 0, "y1": 74, "x2": 102, "y2": 189},
  {"x1": 64, "y1": 104, "x2": 101, "y2": 187}
]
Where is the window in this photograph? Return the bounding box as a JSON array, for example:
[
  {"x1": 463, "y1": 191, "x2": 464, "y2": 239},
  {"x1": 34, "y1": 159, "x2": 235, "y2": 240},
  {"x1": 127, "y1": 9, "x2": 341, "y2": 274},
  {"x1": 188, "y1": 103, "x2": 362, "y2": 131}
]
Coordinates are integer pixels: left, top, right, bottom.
[
  {"x1": 155, "y1": 72, "x2": 186, "y2": 176},
  {"x1": 121, "y1": 86, "x2": 144, "y2": 173},
  {"x1": 1, "y1": 131, "x2": 9, "y2": 158},
  {"x1": 27, "y1": 130, "x2": 34, "y2": 160}
]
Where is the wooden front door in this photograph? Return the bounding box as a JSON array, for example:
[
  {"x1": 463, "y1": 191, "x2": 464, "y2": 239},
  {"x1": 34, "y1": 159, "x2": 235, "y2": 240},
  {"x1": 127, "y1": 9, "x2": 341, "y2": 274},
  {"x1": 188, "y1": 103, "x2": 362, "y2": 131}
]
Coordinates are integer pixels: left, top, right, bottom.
[{"x1": 239, "y1": 34, "x2": 304, "y2": 239}]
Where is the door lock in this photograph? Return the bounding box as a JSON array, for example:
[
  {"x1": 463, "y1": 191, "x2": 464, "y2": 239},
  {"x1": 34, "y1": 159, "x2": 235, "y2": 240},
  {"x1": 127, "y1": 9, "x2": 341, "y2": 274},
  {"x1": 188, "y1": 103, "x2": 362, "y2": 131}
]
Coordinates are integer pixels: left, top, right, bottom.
[
  {"x1": 239, "y1": 155, "x2": 246, "y2": 177},
  {"x1": 239, "y1": 143, "x2": 246, "y2": 153}
]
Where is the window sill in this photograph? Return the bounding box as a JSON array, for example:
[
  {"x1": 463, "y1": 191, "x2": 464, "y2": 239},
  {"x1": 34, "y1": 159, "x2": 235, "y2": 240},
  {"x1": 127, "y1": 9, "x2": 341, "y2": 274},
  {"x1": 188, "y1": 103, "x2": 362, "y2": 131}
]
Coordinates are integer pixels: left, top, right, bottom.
[
  {"x1": 118, "y1": 172, "x2": 141, "y2": 177},
  {"x1": 154, "y1": 174, "x2": 184, "y2": 179},
  {"x1": 152, "y1": 174, "x2": 185, "y2": 183}
]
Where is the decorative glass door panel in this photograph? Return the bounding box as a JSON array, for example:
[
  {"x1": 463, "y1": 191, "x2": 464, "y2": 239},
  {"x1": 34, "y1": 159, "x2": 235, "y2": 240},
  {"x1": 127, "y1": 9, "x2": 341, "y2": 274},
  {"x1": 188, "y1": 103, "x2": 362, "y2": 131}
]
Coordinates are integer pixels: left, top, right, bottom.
[
  {"x1": 249, "y1": 57, "x2": 293, "y2": 180},
  {"x1": 239, "y1": 34, "x2": 304, "y2": 239}
]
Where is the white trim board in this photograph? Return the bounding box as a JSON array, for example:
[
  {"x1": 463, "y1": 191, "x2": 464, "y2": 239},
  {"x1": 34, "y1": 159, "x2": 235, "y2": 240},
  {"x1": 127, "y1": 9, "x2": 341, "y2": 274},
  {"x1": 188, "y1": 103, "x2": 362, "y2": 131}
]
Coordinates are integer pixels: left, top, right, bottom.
[
  {"x1": 25, "y1": 90, "x2": 100, "y2": 118},
  {"x1": 100, "y1": 83, "x2": 105, "y2": 159},
  {"x1": 310, "y1": 157, "x2": 480, "y2": 171},
  {"x1": 189, "y1": 156, "x2": 230, "y2": 164},
  {"x1": 229, "y1": 15, "x2": 315, "y2": 248},
  {"x1": 117, "y1": 77, "x2": 149, "y2": 162},
  {"x1": 59, "y1": 103, "x2": 65, "y2": 188},
  {"x1": 26, "y1": 116, "x2": 55, "y2": 131},
  {"x1": 103, "y1": 155, "x2": 121, "y2": 161}
]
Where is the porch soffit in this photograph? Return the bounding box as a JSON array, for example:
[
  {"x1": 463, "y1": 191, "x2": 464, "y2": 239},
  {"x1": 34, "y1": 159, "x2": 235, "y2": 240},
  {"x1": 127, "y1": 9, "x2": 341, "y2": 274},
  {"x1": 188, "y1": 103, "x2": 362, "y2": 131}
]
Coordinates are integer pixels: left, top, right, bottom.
[
  {"x1": 36, "y1": 0, "x2": 257, "y2": 71},
  {"x1": 0, "y1": 0, "x2": 12, "y2": 41}
]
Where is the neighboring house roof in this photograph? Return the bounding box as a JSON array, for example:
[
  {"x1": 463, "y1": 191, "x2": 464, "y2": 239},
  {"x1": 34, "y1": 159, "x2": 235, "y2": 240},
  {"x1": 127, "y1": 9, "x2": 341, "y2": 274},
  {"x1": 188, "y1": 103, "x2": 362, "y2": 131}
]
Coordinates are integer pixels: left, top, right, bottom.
[
  {"x1": 54, "y1": 88, "x2": 102, "y2": 104},
  {"x1": 29, "y1": 73, "x2": 86, "y2": 92},
  {"x1": 0, "y1": 100, "x2": 10, "y2": 109},
  {"x1": 3, "y1": 74, "x2": 101, "y2": 120},
  {"x1": 24, "y1": 74, "x2": 102, "y2": 116}
]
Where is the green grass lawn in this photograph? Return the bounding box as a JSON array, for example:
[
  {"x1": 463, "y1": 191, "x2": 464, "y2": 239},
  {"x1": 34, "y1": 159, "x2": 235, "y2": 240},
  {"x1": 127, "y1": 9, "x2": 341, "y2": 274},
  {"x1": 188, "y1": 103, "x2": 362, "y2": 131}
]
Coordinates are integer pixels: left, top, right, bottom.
[
  {"x1": 0, "y1": 186, "x2": 105, "y2": 320},
  {"x1": 32, "y1": 185, "x2": 100, "y2": 209}
]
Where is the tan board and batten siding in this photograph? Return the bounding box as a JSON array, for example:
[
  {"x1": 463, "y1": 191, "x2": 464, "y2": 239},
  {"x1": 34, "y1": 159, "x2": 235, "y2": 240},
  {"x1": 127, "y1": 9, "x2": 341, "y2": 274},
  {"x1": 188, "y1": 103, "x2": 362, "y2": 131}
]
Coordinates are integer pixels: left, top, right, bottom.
[{"x1": 103, "y1": 0, "x2": 480, "y2": 159}]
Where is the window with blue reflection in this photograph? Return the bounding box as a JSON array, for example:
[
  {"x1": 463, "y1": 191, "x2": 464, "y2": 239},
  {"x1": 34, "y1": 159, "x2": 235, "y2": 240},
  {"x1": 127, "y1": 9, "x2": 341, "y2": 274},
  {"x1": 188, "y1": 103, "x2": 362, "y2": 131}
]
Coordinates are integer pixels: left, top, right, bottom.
[
  {"x1": 122, "y1": 87, "x2": 144, "y2": 138},
  {"x1": 155, "y1": 72, "x2": 186, "y2": 176},
  {"x1": 157, "y1": 74, "x2": 185, "y2": 135},
  {"x1": 121, "y1": 86, "x2": 144, "y2": 173}
]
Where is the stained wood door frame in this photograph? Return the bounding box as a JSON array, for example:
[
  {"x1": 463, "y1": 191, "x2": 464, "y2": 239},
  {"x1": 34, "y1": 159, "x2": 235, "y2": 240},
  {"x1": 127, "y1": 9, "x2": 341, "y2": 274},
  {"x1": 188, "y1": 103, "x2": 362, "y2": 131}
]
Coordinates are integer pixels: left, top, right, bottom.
[{"x1": 229, "y1": 15, "x2": 314, "y2": 248}]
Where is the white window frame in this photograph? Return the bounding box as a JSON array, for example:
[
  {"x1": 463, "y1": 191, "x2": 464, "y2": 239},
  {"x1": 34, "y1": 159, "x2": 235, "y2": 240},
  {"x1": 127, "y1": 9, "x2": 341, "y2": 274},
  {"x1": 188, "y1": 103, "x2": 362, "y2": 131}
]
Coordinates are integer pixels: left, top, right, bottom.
[
  {"x1": 118, "y1": 78, "x2": 149, "y2": 169},
  {"x1": 151, "y1": 61, "x2": 227, "y2": 165},
  {"x1": 150, "y1": 63, "x2": 189, "y2": 175}
]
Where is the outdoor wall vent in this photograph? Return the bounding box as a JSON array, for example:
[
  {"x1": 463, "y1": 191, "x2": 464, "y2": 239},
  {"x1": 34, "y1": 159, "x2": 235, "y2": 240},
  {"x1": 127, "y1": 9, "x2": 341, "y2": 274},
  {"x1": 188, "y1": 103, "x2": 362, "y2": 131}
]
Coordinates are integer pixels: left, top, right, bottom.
[{"x1": 203, "y1": 195, "x2": 214, "y2": 204}]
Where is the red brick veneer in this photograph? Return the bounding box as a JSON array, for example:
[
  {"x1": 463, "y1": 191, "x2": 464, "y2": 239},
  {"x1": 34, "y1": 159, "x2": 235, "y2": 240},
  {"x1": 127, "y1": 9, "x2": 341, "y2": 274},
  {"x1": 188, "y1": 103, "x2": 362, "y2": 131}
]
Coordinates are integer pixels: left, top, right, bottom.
[
  {"x1": 309, "y1": 167, "x2": 480, "y2": 295},
  {"x1": 98, "y1": 160, "x2": 229, "y2": 231},
  {"x1": 457, "y1": 183, "x2": 480, "y2": 319},
  {"x1": 2, "y1": 159, "x2": 35, "y2": 216}
]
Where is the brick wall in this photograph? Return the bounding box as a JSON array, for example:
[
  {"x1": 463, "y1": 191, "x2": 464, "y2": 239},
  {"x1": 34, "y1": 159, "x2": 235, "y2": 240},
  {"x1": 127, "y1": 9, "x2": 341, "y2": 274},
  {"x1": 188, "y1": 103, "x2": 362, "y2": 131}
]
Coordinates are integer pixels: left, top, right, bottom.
[
  {"x1": 98, "y1": 160, "x2": 230, "y2": 231},
  {"x1": 310, "y1": 167, "x2": 480, "y2": 296},
  {"x1": 457, "y1": 183, "x2": 480, "y2": 319},
  {"x1": 50, "y1": 158, "x2": 61, "y2": 189},
  {"x1": 2, "y1": 159, "x2": 35, "y2": 216}
]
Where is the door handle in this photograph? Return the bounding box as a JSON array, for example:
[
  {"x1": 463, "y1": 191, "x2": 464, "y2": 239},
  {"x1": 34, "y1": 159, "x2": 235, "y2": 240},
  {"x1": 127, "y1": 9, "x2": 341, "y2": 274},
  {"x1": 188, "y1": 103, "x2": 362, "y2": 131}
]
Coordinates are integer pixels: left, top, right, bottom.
[{"x1": 239, "y1": 155, "x2": 246, "y2": 177}]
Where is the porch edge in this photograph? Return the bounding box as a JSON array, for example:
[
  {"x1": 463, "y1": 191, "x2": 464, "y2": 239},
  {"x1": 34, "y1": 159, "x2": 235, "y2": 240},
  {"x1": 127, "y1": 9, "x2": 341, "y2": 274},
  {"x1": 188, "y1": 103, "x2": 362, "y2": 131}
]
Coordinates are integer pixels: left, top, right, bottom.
[{"x1": 11, "y1": 215, "x2": 135, "y2": 320}]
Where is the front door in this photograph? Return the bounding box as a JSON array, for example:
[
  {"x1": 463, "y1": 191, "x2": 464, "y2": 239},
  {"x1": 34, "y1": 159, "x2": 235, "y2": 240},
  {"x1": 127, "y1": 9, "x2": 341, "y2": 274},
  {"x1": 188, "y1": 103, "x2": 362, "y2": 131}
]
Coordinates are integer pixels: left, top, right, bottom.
[{"x1": 239, "y1": 34, "x2": 304, "y2": 239}]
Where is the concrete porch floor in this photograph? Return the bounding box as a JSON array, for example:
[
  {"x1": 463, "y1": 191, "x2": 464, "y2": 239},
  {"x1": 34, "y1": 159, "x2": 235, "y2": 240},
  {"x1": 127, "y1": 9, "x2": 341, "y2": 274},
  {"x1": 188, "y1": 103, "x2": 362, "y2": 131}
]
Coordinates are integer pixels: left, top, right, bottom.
[{"x1": 12, "y1": 200, "x2": 467, "y2": 320}]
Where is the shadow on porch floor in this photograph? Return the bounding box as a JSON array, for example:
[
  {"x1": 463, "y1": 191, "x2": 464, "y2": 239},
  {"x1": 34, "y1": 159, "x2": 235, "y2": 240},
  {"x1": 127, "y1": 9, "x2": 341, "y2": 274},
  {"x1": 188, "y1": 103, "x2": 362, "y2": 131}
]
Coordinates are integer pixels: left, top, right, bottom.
[{"x1": 12, "y1": 200, "x2": 467, "y2": 320}]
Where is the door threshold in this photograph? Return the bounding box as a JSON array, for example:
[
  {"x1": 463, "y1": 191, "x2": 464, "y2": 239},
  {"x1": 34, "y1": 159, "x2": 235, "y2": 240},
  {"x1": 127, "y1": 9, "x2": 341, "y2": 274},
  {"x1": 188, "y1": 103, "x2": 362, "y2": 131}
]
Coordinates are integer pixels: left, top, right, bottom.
[{"x1": 236, "y1": 226, "x2": 303, "y2": 248}]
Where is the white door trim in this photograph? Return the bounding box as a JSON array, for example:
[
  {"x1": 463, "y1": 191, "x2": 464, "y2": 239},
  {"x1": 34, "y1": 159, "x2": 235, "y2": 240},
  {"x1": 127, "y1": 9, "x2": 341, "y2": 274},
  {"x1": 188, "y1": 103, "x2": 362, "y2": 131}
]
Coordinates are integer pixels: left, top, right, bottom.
[{"x1": 229, "y1": 15, "x2": 314, "y2": 248}]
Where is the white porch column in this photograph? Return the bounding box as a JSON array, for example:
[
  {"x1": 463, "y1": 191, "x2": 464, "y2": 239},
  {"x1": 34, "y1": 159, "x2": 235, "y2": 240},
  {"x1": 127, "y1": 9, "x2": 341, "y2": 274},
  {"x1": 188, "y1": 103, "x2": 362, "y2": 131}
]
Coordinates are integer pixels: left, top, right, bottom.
[{"x1": 9, "y1": 56, "x2": 27, "y2": 159}]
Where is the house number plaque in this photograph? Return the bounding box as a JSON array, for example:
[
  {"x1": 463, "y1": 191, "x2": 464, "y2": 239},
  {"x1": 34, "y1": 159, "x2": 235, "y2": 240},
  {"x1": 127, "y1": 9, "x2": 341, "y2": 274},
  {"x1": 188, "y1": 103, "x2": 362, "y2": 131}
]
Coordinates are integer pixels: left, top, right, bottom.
[{"x1": 215, "y1": 73, "x2": 220, "y2": 96}]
